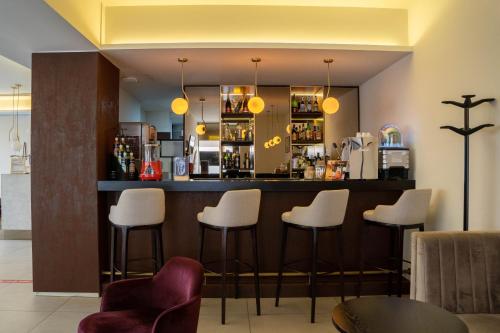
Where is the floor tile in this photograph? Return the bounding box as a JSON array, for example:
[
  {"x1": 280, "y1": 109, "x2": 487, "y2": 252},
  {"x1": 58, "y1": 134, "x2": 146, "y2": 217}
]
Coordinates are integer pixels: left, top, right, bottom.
[
  {"x1": 0, "y1": 283, "x2": 68, "y2": 312},
  {"x1": 250, "y1": 312, "x2": 339, "y2": 333},
  {"x1": 30, "y1": 311, "x2": 93, "y2": 333},
  {"x1": 56, "y1": 297, "x2": 101, "y2": 313},
  {"x1": 197, "y1": 314, "x2": 250, "y2": 333},
  {"x1": 200, "y1": 297, "x2": 249, "y2": 317},
  {"x1": 0, "y1": 311, "x2": 51, "y2": 333}
]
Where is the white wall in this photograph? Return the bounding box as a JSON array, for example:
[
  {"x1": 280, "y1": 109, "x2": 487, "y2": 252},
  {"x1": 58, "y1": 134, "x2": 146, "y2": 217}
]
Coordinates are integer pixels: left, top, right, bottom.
[
  {"x1": 119, "y1": 88, "x2": 143, "y2": 122},
  {"x1": 360, "y1": 0, "x2": 499, "y2": 230},
  {"x1": 0, "y1": 114, "x2": 31, "y2": 193}
]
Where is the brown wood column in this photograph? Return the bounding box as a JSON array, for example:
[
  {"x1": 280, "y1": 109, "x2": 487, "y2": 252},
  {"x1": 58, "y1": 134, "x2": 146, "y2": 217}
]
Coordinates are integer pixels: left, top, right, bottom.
[{"x1": 31, "y1": 52, "x2": 119, "y2": 293}]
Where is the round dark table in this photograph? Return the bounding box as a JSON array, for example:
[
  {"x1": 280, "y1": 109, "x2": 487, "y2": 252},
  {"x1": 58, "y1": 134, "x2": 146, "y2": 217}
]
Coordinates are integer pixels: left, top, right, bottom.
[{"x1": 332, "y1": 297, "x2": 468, "y2": 333}]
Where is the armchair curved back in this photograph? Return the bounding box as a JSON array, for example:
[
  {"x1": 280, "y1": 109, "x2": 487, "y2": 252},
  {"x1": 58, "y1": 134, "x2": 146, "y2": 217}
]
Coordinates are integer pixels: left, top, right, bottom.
[{"x1": 152, "y1": 257, "x2": 204, "y2": 310}]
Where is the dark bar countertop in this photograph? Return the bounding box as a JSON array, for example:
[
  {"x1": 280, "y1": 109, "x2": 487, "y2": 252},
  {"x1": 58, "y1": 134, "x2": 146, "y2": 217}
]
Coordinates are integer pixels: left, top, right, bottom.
[{"x1": 98, "y1": 179, "x2": 415, "y2": 192}]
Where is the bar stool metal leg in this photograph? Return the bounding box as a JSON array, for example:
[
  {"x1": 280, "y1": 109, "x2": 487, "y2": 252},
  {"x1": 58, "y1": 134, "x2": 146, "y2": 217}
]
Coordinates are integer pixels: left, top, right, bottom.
[
  {"x1": 251, "y1": 226, "x2": 261, "y2": 316},
  {"x1": 156, "y1": 225, "x2": 164, "y2": 268},
  {"x1": 335, "y1": 227, "x2": 345, "y2": 302},
  {"x1": 396, "y1": 226, "x2": 404, "y2": 297},
  {"x1": 198, "y1": 224, "x2": 205, "y2": 263},
  {"x1": 110, "y1": 225, "x2": 116, "y2": 282},
  {"x1": 388, "y1": 226, "x2": 396, "y2": 296},
  {"x1": 357, "y1": 223, "x2": 367, "y2": 298},
  {"x1": 275, "y1": 223, "x2": 288, "y2": 307},
  {"x1": 234, "y1": 231, "x2": 240, "y2": 299},
  {"x1": 151, "y1": 229, "x2": 158, "y2": 274},
  {"x1": 221, "y1": 227, "x2": 228, "y2": 324},
  {"x1": 121, "y1": 227, "x2": 129, "y2": 280},
  {"x1": 310, "y1": 228, "x2": 319, "y2": 323}
]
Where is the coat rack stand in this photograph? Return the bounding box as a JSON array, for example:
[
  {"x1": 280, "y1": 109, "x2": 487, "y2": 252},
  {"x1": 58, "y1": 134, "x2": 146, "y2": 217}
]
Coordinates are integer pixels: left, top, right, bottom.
[{"x1": 440, "y1": 94, "x2": 495, "y2": 231}]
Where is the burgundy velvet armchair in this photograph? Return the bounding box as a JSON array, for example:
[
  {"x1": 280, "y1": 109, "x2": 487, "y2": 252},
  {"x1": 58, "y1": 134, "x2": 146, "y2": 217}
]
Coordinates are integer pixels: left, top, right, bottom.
[{"x1": 78, "y1": 257, "x2": 204, "y2": 333}]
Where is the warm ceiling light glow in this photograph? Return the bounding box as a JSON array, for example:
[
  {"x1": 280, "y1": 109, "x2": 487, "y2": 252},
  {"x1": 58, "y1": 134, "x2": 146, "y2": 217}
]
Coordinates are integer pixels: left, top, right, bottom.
[
  {"x1": 323, "y1": 97, "x2": 340, "y2": 114},
  {"x1": 248, "y1": 96, "x2": 264, "y2": 114},
  {"x1": 171, "y1": 58, "x2": 189, "y2": 115},
  {"x1": 0, "y1": 95, "x2": 31, "y2": 111},
  {"x1": 171, "y1": 97, "x2": 188, "y2": 115},
  {"x1": 322, "y1": 58, "x2": 340, "y2": 115},
  {"x1": 195, "y1": 123, "x2": 206, "y2": 135}
]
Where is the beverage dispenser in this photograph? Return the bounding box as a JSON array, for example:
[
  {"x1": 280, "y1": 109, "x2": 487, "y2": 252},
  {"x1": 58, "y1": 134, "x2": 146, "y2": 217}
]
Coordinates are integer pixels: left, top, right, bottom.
[{"x1": 140, "y1": 144, "x2": 162, "y2": 181}]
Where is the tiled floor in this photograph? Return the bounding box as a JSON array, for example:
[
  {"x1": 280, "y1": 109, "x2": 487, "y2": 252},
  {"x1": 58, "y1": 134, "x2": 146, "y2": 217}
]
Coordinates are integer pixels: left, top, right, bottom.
[{"x1": 0, "y1": 239, "x2": 339, "y2": 333}]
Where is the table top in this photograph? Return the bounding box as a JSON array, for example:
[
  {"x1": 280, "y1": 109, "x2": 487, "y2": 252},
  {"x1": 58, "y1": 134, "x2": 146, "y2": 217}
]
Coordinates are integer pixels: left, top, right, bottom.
[{"x1": 332, "y1": 297, "x2": 468, "y2": 333}]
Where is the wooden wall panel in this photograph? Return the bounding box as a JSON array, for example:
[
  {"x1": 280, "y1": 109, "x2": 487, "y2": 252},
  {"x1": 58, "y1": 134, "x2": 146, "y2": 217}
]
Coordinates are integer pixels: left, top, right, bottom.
[{"x1": 31, "y1": 52, "x2": 118, "y2": 293}]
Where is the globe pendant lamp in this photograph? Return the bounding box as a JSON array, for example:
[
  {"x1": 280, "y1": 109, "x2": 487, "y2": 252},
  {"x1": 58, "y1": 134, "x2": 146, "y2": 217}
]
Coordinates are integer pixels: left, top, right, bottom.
[
  {"x1": 195, "y1": 98, "x2": 206, "y2": 135},
  {"x1": 248, "y1": 58, "x2": 265, "y2": 114},
  {"x1": 322, "y1": 58, "x2": 340, "y2": 114},
  {"x1": 171, "y1": 58, "x2": 189, "y2": 115}
]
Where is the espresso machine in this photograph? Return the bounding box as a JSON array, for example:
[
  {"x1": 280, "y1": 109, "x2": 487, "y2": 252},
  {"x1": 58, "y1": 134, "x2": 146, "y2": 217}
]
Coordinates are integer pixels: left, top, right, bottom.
[{"x1": 378, "y1": 124, "x2": 409, "y2": 180}]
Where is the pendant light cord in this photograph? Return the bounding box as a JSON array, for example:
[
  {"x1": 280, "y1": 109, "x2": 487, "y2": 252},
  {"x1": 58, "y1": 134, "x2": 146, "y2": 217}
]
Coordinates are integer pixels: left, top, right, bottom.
[
  {"x1": 201, "y1": 99, "x2": 204, "y2": 123},
  {"x1": 181, "y1": 61, "x2": 188, "y2": 103},
  {"x1": 254, "y1": 61, "x2": 258, "y2": 96},
  {"x1": 326, "y1": 62, "x2": 331, "y2": 98}
]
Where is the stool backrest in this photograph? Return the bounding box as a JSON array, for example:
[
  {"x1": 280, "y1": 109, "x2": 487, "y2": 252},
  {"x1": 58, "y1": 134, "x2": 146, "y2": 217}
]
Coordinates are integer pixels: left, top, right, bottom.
[
  {"x1": 307, "y1": 189, "x2": 349, "y2": 227},
  {"x1": 207, "y1": 189, "x2": 261, "y2": 227},
  {"x1": 391, "y1": 189, "x2": 432, "y2": 225},
  {"x1": 115, "y1": 188, "x2": 165, "y2": 226}
]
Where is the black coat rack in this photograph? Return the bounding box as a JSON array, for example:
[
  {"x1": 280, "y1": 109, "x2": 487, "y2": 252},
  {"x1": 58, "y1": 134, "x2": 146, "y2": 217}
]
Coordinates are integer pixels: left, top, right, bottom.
[{"x1": 440, "y1": 95, "x2": 495, "y2": 231}]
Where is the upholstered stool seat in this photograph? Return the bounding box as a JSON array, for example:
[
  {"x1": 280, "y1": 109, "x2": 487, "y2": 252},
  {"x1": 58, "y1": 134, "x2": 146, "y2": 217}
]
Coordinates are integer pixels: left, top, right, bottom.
[
  {"x1": 197, "y1": 189, "x2": 262, "y2": 324},
  {"x1": 109, "y1": 188, "x2": 166, "y2": 281},
  {"x1": 358, "y1": 189, "x2": 432, "y2": 297},
  {"x1": 275, "y1": 189, "x2": 350, "y2": 323}
]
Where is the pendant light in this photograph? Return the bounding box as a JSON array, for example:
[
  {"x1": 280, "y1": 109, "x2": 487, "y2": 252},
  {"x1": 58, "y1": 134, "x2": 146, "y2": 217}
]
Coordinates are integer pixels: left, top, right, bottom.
[
  {"x1": 195, "y1": 98, "x2": 206, "y2": 135},
  {"x1": 248, "y1": 58, "x2": 265, "y2": 114},
  {"x1": 322, "y1": 59, "x2": 340, "y2": 114},
  {"x1": 171, "y1": 58, "x2": 189, "y2": 115}
]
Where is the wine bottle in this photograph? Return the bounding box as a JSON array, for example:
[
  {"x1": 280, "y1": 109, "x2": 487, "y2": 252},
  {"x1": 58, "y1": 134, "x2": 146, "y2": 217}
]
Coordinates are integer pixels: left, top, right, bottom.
[
  {"x1": 299, "y1": 97, "x2": 306, "y2": 112},
  {"x1": 313, "y1": 96, "x2": 319, "y2": 112},
  {"x1": 291, "y1": 94, "x2": 298, "y2": 112},
  {"x1": 129, "y1": 152, "x2": 136, "y2": 179},
  {"x1": 225, "y1": 93, "x2": 232, "y2": 113},
  {"x1": 242, "y1": 94, "x2": 249, "y2": 112},
  {"x1": 306, "y1": 96, "x2": 312, "y2": 112}
]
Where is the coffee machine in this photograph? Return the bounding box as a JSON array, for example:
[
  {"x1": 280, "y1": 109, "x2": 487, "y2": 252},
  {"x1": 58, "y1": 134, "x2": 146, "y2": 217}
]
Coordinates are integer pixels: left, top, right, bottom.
[{"x1": 378, "y1": 124, "x2": 409, "y2": 180}]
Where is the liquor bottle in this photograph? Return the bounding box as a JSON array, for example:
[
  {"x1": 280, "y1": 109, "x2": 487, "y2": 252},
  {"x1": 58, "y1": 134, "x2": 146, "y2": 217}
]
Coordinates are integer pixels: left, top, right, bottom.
[
  {"x1": 292, "y1": 124, "x2": 297, "y2": 142},
  {"x1": 313, "y1": 96, "x2": 319, "y2": 112},
  {"x1": 306, "y1": 96, "x2": 312, "y2": 112},
  {"x1": 306, "y1": 123, "x2": 312, "y2": 141},
  {"x1": 113, "y1": 137, "x2": 119, "y2": 157},
  {"x1": 315, "y1": 125, "x2": 322, "y2": 141},
  {"x1": 236, "y1": 124, "x2": 243, "y2": 141},
  {"x1": 128, "y1": 152, "x2": 136, "y2": 180},
  {"x1": 234, "y1": 96, "x2": 242, "y2": 113},
  {"x1": 299, "y1": 97, "x2": 306, "y2": 112},
  {"x1": 242, "y1": 94, "x2": 249, "y2": 112},
  {"x1": 247, "y1": 123, "x2": 254, "y2": 142},
  {"x1": 298, "y1": 125, "x2": 304, "y2": 141},
  {"x1": 312, "y1": 126, "x2": 317, "y2": 141},
  {"x1": 249, "y1": 155, "x2": 254, "y2": 169},
  {"x1": 244, "y1": 153, "x2": 250, "y2": 169},
  {"x1": 291, "y1": 94, "x2": 299, "y2": 113},
  {"x1": 225, "y1": 93, "x2": 232, "y2": 113}
]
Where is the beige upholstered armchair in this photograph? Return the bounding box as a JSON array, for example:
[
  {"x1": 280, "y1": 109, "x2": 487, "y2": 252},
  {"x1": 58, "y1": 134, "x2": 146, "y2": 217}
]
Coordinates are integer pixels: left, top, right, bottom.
[{"x1": 410, "y1": 231, "x2": 500, "y2": 333}]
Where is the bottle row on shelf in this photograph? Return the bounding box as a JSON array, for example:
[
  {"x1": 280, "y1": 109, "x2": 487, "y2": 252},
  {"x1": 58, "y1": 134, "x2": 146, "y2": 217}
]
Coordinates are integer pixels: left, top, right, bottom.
[
  {"x1": 111, "y1": 136, "x2": 138, "y2": 180},
  {"x1": 222, "y1": 93, "x2": 252, "y2": 114},
  {"x1": 222, "y1": 122, "x2": 254, "y2": 142},
  {"x1": 222, "y1": 150, "x2": 253, "y2": 171},
  {"x1": 291, "y1": 122, "x2": 322, "y2": 143},
  {"x1": 291, "y1": 94, "x2": 320, "y2": 113}
]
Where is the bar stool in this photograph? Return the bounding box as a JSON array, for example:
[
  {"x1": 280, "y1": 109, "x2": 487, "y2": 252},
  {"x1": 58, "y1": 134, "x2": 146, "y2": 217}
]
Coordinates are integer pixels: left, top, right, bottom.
[
  {"x1": 109, "y1": 188, "x2": 165, "y2": 282},
  {"x1": 358, "y1": 189, "x2": 432, "y2": 297},
  {"x1": 197, "y1": 189, "x2": 261, "y2": 325},
  {"x1": 275, "y1": 189, "x2": 349, "y2": 323}
]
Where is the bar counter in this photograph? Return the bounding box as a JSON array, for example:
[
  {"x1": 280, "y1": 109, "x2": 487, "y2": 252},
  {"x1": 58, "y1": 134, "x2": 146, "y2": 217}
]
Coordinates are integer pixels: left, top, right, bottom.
[{"x1": 97, "y1": 178, "x2": 414, "y2": 297}]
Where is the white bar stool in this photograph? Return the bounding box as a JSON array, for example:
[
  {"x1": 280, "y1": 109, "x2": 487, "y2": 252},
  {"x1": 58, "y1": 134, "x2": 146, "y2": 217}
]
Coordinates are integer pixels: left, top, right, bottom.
[
  {"x1": 197, "y1": 189, "x2": 262, "y2": 325},
  {"x1": 358, "y1": 189, "x2": 432, "y2": 297},
  {"x1": 109, "y1": 188, "x2": 165, "y2": 281},
  {"x1": 275, "y1": 189, "x2": 349, "y2": 323}
]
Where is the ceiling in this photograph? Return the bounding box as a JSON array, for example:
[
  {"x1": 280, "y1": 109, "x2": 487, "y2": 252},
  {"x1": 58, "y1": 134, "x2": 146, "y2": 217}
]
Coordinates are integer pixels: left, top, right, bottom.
[
  {"x1": 0, "y1": 1, "x2": 96, "y2": 68},
  {"x1": 105, "y1": 47, "x2": 410, "y2": 112}
]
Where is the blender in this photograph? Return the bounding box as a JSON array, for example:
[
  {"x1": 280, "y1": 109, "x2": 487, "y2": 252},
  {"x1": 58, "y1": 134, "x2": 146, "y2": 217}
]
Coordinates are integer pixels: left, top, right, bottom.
[{"x1": 140, "y1": 144, "x2": 162, "y2": 181}]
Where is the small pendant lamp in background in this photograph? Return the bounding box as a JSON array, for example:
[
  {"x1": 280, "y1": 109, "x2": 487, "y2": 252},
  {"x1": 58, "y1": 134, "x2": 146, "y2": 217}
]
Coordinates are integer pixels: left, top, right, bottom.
[
  {"x1": 322, "y1": 58, "x2": 340, "y2": 114},
  {"x1": 171, "y1": 58, "x2": 189, "y2": 115},
  {"x1": 248, "y1": 58, "x2": 265, "y2": 114},
  {"x1": 195, "y1": 98, "x2": 206, "y2": 135}
]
